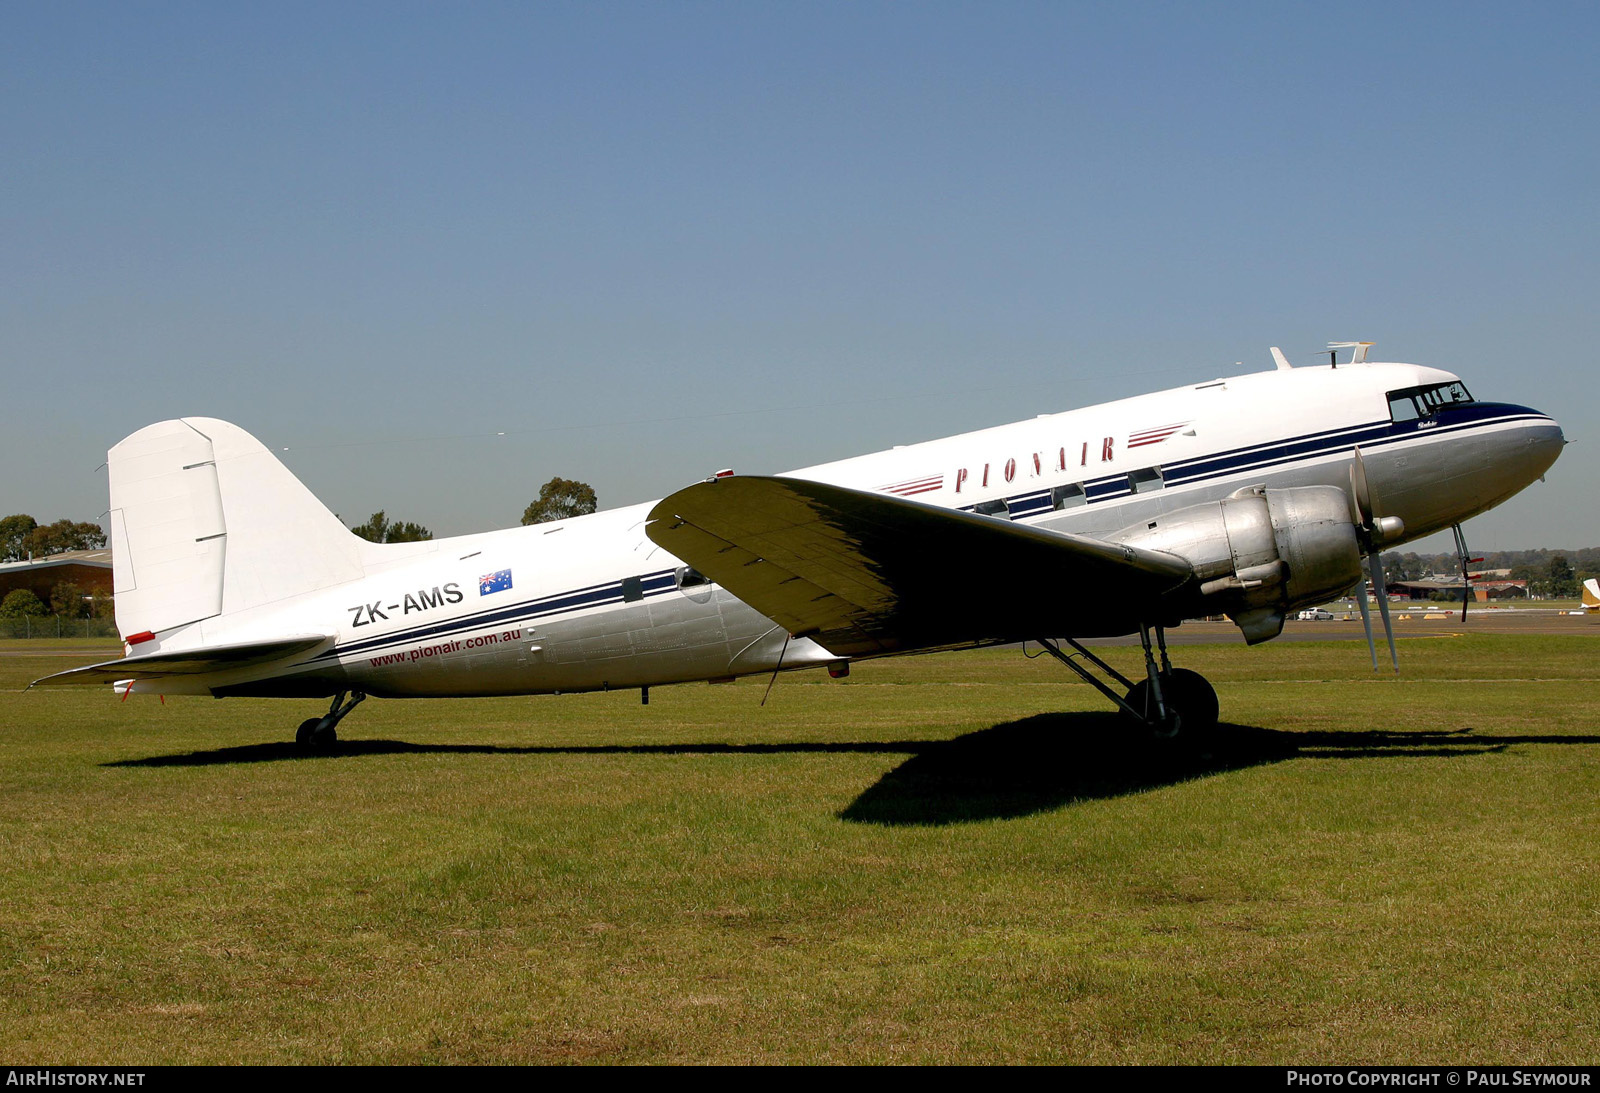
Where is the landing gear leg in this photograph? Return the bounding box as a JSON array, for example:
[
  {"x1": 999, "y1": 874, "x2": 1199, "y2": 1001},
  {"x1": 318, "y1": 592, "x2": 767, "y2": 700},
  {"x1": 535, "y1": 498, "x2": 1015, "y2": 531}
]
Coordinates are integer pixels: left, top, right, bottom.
[
  {"x1": 1035, "y1": 628, "x2": 1219, "y2": 742},
  {"x1": 1034, "y1": 636, "x2": 1142, "y2": 720},
  {"x1": 1127, "y1": 623, "x2": 1178, "y2": 738},
  {"x1": 295, "y1": 690, "x2": 366, "y2": 749}
]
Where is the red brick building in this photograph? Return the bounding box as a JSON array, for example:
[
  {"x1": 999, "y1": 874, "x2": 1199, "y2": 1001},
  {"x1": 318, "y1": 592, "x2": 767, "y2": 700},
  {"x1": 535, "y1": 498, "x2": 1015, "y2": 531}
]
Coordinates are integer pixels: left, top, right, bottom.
[{"x1": 0, "y1": 549, "x2": 113, "y2": 604}]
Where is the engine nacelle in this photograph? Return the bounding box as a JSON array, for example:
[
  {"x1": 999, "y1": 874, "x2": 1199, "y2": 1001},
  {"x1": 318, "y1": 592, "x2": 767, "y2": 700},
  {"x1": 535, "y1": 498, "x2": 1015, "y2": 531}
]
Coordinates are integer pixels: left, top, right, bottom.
[{"x1": 1112, "y1": 485, "x2": 1364, "y2": 644}]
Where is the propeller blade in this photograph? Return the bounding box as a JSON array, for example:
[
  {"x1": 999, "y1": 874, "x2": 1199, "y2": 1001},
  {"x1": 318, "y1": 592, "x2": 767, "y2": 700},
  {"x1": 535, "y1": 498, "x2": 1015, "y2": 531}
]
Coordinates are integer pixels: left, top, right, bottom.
[
  {"x1": 1369, "y1": 550, "x2": 1399, "y2": 673},
  {"x1": 1350, "y1": 446, "x2": 1375, "y2": 530},
  {"x1": 1354, "y1": 574, "x2": 1378, "y2": 671}
]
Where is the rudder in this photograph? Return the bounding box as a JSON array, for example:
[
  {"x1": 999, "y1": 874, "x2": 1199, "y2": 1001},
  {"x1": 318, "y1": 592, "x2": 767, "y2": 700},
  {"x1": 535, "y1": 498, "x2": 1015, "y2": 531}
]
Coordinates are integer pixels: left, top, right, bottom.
[
  {"x1": 108, "y1": 421, "x2": 229, "y2": 638},
  {"x1": 109, "y1": 418, "x2": 372, "y2": 641}
]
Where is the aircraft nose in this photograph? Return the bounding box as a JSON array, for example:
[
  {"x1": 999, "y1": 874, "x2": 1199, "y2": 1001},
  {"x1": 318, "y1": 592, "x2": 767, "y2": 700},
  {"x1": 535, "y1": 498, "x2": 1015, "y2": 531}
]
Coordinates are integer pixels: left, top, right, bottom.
[
  {"x1": 1527, "y1": 406, "x2": 1564, "y2": 461},
  {"x1": 1498, "y1": 404, "x2": 1564, "y2": 484}
]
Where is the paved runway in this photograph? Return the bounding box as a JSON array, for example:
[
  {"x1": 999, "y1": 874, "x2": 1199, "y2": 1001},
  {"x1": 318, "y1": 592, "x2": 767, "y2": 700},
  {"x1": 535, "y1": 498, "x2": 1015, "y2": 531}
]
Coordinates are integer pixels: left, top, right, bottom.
[{"x1": 1087, "y1": 606, "x2": 1598, "y2": 646}]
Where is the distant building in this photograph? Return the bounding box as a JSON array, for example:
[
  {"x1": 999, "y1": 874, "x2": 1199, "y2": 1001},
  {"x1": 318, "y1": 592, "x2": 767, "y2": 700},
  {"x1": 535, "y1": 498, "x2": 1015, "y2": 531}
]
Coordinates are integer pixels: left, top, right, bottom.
[
  {"x1": 1471, "y1": 579, "x2": 1528, "y2": 601},
  {"x1": 0, "y1": 549, "x2": 113, "y2": 602},
  {"x1": 1386, "y1": 576, "x2": 1527, "y2": 602},
  {"x1": 1388, "y1": 579, "x2": 1466, "y2": 601}
]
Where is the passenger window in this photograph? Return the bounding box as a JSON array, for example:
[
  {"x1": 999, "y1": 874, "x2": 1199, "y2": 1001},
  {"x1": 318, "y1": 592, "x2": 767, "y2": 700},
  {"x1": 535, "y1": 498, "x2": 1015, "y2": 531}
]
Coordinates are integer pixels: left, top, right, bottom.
[
  {"x1": 1128, "y1": 467, "x2": 1164, "y2": 494},
  {"x1": 1051, "y1": 483, "x2": 1086, "y2": 510},
  {"x1": 675, "y1": 566, "x2": 710, "y2": 590},
  {"x1": 972, "y1": 499, "x2": 1009, "y2": 518}
]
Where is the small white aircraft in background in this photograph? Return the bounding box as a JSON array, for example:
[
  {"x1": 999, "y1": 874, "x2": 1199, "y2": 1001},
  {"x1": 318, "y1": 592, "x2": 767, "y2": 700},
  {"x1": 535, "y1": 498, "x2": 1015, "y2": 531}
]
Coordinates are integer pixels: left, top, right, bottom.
[{"x1": 35, "y1": 344, "x2": 1565, "y2": 746}]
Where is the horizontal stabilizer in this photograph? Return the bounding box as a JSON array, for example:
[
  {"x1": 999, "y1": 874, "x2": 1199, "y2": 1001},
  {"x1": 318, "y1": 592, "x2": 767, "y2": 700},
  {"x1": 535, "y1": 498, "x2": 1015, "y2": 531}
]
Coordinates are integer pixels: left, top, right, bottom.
[
  {"x1": 30, "y1": 635, "x2": 333, "y2": 688},
  {"x1": 646, "y1": 476, "x2": 1192, "y2": 656}
]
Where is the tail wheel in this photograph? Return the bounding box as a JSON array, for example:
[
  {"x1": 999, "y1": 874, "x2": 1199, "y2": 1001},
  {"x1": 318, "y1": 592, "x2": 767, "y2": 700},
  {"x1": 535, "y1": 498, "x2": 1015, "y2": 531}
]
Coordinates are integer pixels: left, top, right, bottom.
[
  {"x1": 295, "y1": 717, "x2": 338, "y2": 749},
  {"x1": 293, "y1": 690, "x2": 364, "y2": 748}
]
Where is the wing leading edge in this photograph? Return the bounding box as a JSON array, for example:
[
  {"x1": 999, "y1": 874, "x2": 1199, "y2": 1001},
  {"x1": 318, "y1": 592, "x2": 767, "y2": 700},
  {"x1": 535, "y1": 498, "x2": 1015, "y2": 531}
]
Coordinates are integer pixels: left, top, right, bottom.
[{"x1": 645, "y1": 476, "x2": 1193, "y2": 657}]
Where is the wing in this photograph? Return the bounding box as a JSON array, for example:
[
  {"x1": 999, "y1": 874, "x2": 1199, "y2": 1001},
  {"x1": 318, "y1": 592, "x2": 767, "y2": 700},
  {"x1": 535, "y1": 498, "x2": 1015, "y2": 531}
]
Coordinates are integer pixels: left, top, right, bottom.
[
  {"x1": 30, "y1": 635, "x2": 333, "y2": 687},
  {"x1": 645, "y1": 476, "x2": 1192, "y2": 657}
]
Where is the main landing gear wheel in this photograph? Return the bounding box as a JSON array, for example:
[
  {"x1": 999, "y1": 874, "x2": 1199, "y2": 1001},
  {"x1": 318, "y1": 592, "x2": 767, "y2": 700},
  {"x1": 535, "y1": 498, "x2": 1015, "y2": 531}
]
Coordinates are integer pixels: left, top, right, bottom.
[
  {"x1": 1122, "y1": 678, "x2": 1180, "y2": 739},
  {"x1": 1121, "y1": 668, "x2": 1218, "y2": 741},
  {"x1": 1162, "y1": 667, "x2": 1219, "y2": 738}
]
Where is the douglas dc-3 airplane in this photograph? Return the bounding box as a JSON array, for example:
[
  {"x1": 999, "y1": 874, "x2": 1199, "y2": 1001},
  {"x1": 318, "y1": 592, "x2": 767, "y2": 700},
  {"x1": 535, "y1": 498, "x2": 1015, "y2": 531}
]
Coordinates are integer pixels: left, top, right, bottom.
[{"x1": 35, "y1": 344, "x2": 1565, "y2": 747}]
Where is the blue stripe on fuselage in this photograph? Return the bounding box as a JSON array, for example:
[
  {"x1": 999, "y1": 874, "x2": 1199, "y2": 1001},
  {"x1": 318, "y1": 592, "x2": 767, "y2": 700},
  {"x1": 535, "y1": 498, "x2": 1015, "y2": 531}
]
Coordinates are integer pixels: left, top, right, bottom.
[
  {"x1": 322, "y1": 568, "x2": 679, "y2": 661},
  {"x1": 334, "y1": 405, "x2": 1546, "y2": 663},
  {"x1": 958, "y1": 404, "x2": 1545, "y2": 519}
]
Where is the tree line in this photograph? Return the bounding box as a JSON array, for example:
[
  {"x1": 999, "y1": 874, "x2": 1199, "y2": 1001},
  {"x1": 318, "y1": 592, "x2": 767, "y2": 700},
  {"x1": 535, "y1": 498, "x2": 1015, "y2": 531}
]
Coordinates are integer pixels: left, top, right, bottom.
[
  {"x1": 0, "y1": 584, "x2": 111, "y2": 620},
  {"x1": 1, "y1": 515, "x2": 107, "y2": 562}
]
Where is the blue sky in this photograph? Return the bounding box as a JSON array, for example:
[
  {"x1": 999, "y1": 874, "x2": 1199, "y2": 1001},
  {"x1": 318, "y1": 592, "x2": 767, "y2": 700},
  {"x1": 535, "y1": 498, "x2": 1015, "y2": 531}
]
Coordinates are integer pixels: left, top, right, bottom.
[{"x1": 3, "y1": 1, "x2": 1595, "y2": 550}]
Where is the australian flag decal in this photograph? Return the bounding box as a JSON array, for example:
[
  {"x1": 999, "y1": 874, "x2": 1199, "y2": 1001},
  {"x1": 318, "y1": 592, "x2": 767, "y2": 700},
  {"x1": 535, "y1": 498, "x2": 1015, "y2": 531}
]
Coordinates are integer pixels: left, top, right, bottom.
[{"x1": 479, "y1": 569, "x2": 513, "y2": 596}]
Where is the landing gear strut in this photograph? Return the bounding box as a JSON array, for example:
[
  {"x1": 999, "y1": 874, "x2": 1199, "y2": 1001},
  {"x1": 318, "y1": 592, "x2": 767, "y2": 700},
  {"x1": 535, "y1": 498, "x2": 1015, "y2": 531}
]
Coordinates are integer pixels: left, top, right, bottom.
[
  {"x1": 1034, "y1": 626, "x2": 1218, "y2": 741},
  {"x1": 295, "y1": 690, "x2": 366, "y2": 749}
]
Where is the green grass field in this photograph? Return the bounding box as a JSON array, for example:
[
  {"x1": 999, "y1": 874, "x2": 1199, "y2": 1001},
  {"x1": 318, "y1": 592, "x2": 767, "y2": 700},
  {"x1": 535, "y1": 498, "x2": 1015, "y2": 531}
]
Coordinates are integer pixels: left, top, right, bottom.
[{"x1": 2, "y1": 634, "x2": 1597, "y2": 1064}]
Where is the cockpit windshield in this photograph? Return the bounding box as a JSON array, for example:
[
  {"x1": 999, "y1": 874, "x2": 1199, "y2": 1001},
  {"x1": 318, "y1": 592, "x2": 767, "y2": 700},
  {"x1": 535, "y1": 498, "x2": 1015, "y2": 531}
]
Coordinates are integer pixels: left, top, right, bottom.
[{"x1": 1387, "y1": 381, "x2": 1474, "y2": 423}]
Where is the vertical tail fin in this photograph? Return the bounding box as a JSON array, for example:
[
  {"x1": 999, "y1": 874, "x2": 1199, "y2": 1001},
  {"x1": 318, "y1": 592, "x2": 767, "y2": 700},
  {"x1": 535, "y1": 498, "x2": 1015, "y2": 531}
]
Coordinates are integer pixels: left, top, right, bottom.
[
  {"x1": 1583, "y1": 578, "x2": 1600, "y2": 613},
  {"x1": 109, "y1": 418, "x2": 379, "y2": 640}
]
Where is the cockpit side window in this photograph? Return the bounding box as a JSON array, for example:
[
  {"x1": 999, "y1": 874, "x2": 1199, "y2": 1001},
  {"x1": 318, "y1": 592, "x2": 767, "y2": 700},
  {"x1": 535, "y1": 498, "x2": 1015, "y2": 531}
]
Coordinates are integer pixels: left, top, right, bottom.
[{"x1": 1387, "y1": 381, "x2": 1474, "y2": 423}]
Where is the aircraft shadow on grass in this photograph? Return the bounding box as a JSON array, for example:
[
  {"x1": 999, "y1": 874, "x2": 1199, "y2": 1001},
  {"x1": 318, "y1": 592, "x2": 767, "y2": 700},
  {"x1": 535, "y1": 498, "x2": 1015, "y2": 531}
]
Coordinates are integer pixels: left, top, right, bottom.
[
  {"x1": 833, "y1": 717, "x2": 1594, "y2": 826},
  {"x1": 104, "y1": 713, "x2": 1600, "y2": 827}
]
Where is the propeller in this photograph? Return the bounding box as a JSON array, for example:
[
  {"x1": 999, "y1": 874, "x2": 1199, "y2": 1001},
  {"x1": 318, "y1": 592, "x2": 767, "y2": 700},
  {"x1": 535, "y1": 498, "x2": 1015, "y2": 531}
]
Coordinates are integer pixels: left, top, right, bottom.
[{"x1": 1348, "y1": 447, "x2": 1403, "y2": 672}]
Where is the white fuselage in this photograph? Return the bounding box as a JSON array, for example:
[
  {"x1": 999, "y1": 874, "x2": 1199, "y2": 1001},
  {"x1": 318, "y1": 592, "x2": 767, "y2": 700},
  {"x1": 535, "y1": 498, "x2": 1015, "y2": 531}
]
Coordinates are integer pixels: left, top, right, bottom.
[{"x1": 135, "y1": 361, "x2": 1564, "y2": 698}]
